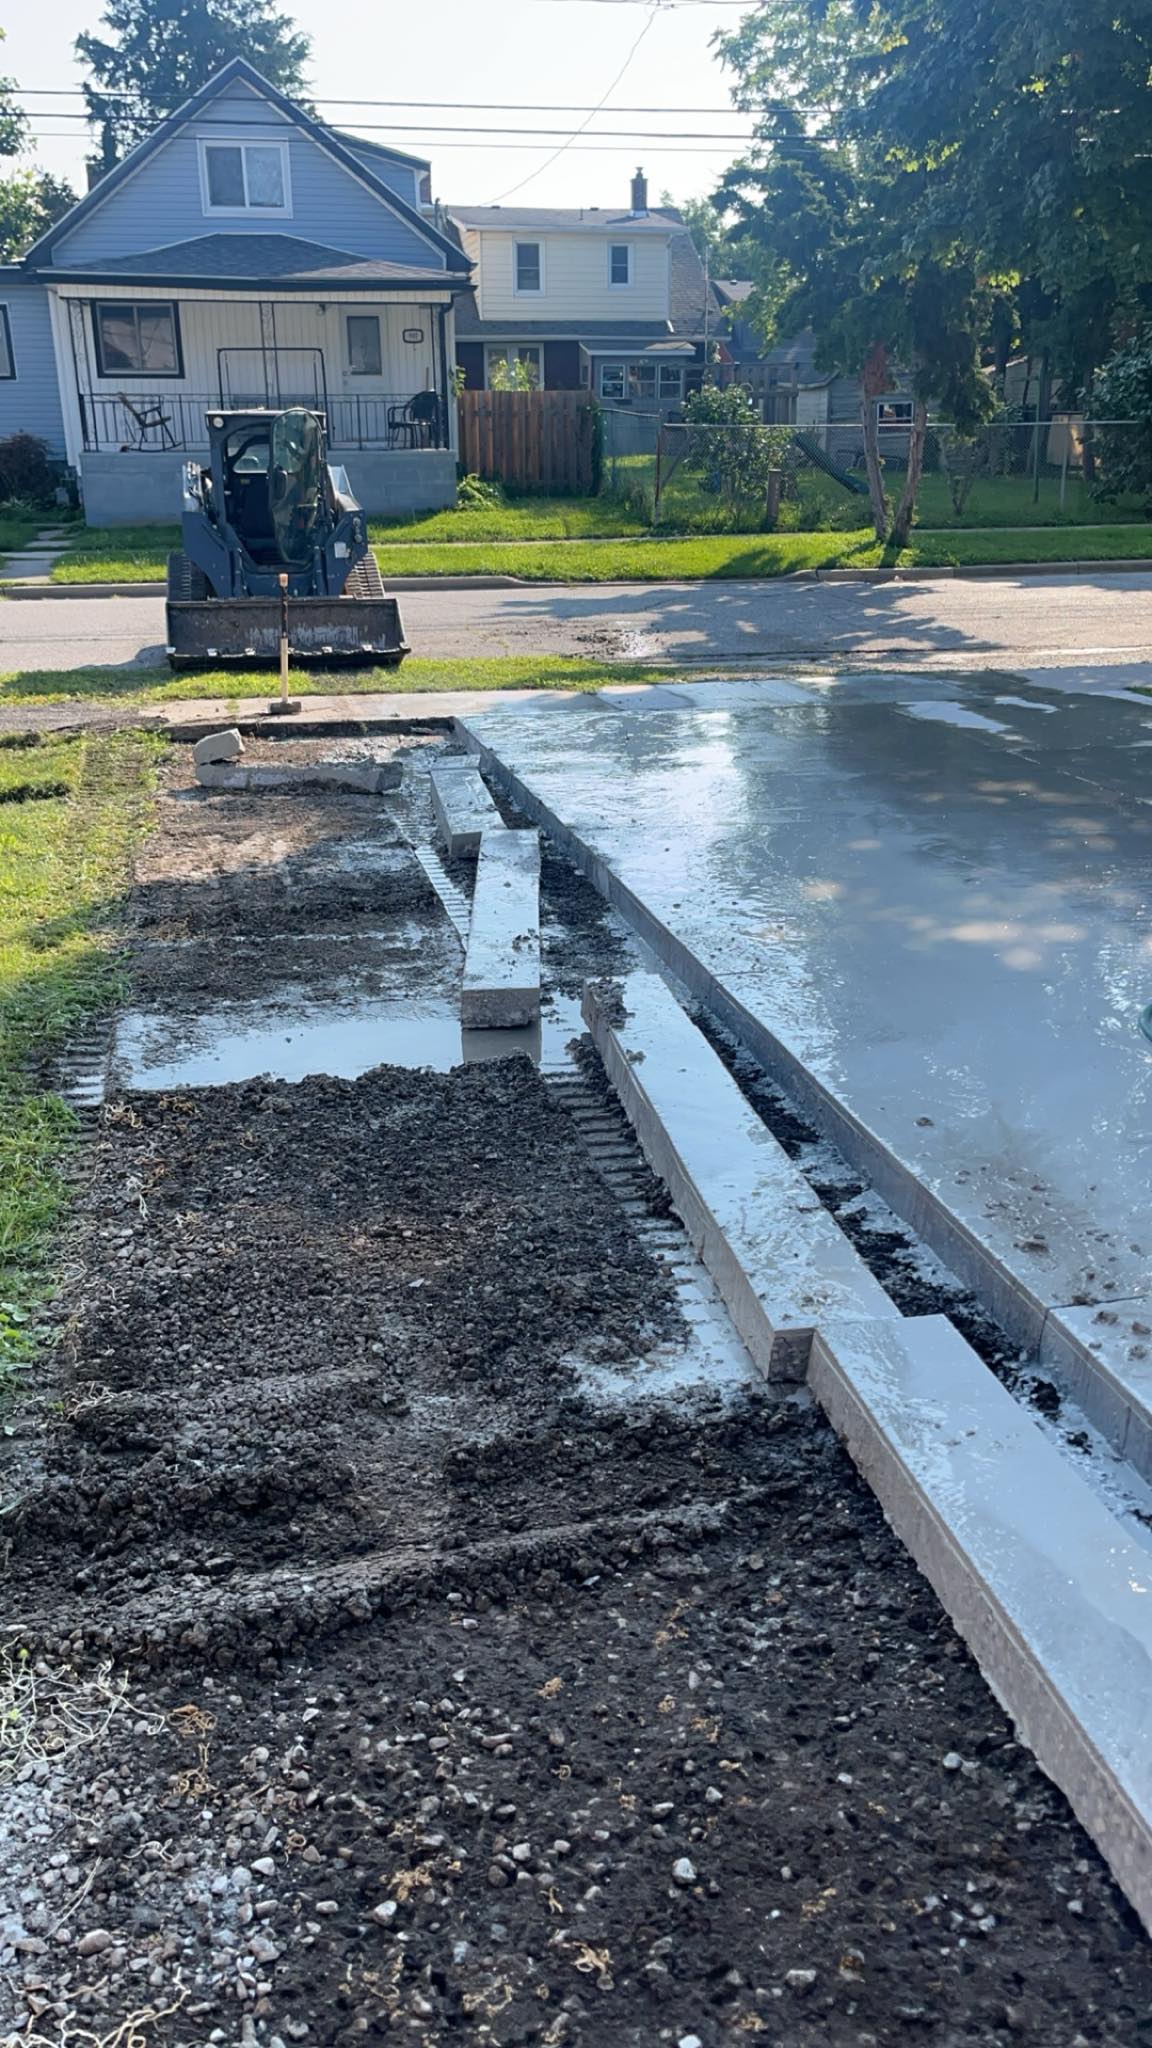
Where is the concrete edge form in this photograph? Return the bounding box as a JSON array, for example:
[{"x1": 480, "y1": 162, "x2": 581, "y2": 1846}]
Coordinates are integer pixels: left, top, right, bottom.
[
  {"x1": 461, "y1": 722, "x2": 1151, "y2": 1468},
  {"x1": 809, "y1": 1313, "x2": 1152, "y2": 1935},
  {"x1": 461, "y1": 827, "x2": 541, "y2": 1030},
  {"x1": 582, "y1": 973, "x2": 899, "y2": 1380},
  {"x1": 430, "y1": 760, "x2": 504, "y2": 858}
]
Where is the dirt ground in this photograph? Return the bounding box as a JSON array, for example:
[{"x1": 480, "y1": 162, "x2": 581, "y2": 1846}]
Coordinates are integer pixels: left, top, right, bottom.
[{"x1": 4, "y1": 737, "x2": 1152, "y2": 2048}]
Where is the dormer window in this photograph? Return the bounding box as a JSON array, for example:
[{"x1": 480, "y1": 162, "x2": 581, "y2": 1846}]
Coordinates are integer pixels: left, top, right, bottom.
[
  {"x1": 200, "y1": 139, "x2": 290, "y2": 215},
  {"x1": 514, "y1": 242, "x2": 542, "y2": 293},
  {"x1": 609, "y1": 244, "x2": 631, "y2": 287}
]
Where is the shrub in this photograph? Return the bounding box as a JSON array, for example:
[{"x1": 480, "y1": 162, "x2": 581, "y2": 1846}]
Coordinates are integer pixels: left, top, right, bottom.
[
  {"x1": 455, "y1": 473, "x2": 505, "y2": 510},
  {"x1": 1092, "y1": 339, "x2": 1152, "y2": 505},
  {"x1": 0, "y1": 432, "x2": 58, "y2": 509}
]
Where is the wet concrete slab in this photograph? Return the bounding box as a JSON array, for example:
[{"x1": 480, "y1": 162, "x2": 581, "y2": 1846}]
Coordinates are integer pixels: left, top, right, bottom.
[
  {"x1": 461, "y1": 672, "x2": 1152, "y2": 1393},
  {"x1": 461, "y1": 828, "x2": 541, "y2": 1030}
]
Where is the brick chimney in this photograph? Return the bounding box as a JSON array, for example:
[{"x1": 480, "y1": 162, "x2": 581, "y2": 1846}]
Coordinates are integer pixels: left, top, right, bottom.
[{"x1": 630, "y1": 166, "x2": 648, "y2": 215}]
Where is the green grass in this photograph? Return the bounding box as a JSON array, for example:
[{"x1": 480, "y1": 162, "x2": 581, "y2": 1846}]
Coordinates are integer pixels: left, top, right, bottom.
[
  {"x1": 0, "y1": 729, "x2": 162, "y2": 1388},
  {"x1": 0, "y1": 514, "x2": 46, "y2": 554},
  {"x1": 0, "y1": 736, "x2": 88, "y2": 804},
  {"x1": 0, "y1": 654, "x2": 675, "y2": 709},
  {"x1": 369, "y1": 494, "x2": 647, "y2": 543}
]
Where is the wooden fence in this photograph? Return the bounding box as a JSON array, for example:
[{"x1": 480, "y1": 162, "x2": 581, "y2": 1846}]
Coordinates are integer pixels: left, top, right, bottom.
[{"x1": 457, "y1": 389, "x2": 598, "y2": 492}]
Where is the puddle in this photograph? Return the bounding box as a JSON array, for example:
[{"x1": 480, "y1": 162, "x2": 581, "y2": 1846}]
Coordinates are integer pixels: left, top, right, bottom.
[
  {"x1": 900, "y1": 701, "x2": 1014, "y2": 735},
  {"x1": 112, "y1": 989, "x2": 586, "y2": 1091}
]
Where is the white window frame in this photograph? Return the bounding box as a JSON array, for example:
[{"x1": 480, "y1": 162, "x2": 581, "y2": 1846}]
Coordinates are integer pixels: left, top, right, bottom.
[
  {"x1": 0, "y1": 305, "x2": 14, "y2": 380},
  {"x1": 657, "y1": 363, "x2": 684, "y2": 401},
  {"x1": 598, "y1": 360, "x2": 626, "y2": 400},
  {"x1": 199, "y1": 138, "x2": 292, "y2": 217},
  {"x1": 876, "y1": 397, "x2": 914, "y2": 424},
  {"x1": 608, "y1": 243, "x2": 632, "y2": 288},
  {"x1": 513, "y1": 241, "x2": 543, "y2": 295},
  {"x1": 484, "y1": 344, "x2": 542, "y2": 388}
]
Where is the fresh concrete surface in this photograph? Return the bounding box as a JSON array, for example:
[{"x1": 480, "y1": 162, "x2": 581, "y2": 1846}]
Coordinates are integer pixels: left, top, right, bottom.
[
  {"x1": 461, "y1": 827, "x2": 540, "y2": 1030},
  {"x1": 584, "y1": 973, "x2": 899, "y2": 1379},
  {"x1": 13, "y1": 577, "x2": 1152, "y2": 675},
  {"x1": 429, "y1": 759, "x2": 503, "y2": 857},
  {"x1": 809, "y1": 1313, "x2": 1152, "y2": 1934},
  {"x1": 1040, "y1": 1301, "x2": 1152, "y2": 1479},
  {"x1": 462, "y1": 673, "x2": 1152, "y2": 1423}
]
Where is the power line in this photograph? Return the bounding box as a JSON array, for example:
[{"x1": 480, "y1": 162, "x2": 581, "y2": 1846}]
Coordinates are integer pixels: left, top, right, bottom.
[
  {"x1": 10, "y1": 88, "x2": 756, "y2": 115},
  {"x1": 490, "y1": 5, "x2": 664, "y2": 201},
  {"x1": 13, "y1": 109, "x2": 761, "y2": 139}
]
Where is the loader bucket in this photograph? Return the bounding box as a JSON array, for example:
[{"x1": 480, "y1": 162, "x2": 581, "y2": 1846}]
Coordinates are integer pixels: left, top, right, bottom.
[{"x1": 166, "y1": 593, "x2": 409, "y2": 668}]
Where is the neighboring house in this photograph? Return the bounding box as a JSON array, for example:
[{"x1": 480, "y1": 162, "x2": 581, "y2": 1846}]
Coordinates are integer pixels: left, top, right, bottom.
[
  {"x1": 0, "y1": 59, "x2": 473, "y2": 524},
  {"x1": 449, "y1": 172, "x2": 720, "y2": 410},
  {"x1": 713, "y1": 284, "x2": 914, "y2": 462}
]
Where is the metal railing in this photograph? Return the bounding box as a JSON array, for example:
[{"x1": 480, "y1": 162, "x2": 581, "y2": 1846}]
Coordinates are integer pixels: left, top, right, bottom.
[{"x1": 78, "y1": 391, "x2": 451, "y2": 455}]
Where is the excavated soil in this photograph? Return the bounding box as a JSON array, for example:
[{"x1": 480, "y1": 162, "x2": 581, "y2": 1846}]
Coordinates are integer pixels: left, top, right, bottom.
[{"x1": 4, "y1": 737, "x2": 1152, "y2": 2046}]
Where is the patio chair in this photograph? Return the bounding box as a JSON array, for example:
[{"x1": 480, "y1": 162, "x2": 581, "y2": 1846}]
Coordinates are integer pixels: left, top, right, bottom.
[
  {"x1": 387, "y1": 391, "x2": 444, "y2": 449},
  {"x1": 117, "y1": 392, "x2": 177, "y2": 451}
]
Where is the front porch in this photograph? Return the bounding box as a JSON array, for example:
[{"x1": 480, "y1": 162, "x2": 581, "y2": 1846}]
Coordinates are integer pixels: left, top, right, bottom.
[{"x1": 49, "y1": 272, "x2": 461, "y2": 524}]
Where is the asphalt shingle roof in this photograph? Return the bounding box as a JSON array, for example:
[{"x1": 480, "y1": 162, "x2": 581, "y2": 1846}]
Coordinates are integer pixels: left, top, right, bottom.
[
  {"x1": 449, "y1": 204, "x2": 683, "y2": 231},
  {"x1": 48, "y1": 234, "x2": 460, "y2": 290}
]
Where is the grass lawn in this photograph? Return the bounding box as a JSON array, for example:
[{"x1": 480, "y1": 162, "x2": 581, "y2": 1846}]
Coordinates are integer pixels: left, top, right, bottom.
[
  {"x1": 0, "y1": 654, "x2": 674, "y2": 709},
  {"x1": 372, "y1": 524, "x2": 1152, "y2": 580},
  {"x1": 0, "y1": 729, "x2": 161, "y2": 1385},
  {"x1": 0, "y1": 513, "x2": 51, "y2": 555}
]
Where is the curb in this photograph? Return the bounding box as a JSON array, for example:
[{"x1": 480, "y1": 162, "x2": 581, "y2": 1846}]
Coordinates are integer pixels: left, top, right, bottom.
[
  {"x1": 0, "y1": 573, "x2": 525, "y2": 600},
  {"x1": 6, "y1": 560, "x2": 1152, "y2": 599}
]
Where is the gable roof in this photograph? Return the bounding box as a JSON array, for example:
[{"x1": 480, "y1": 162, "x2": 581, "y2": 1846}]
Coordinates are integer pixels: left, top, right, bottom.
[
  {"x1": 334, "y1": 129, "x2": 430, "y2": 172},
  {"x1": 24, "y1": 58, "x2": 468, "y2": 273},
  {"x1": 450, "y1": 204, "x2": 682, "y2": 233},
  {"x1": 47, "y1": 232, "x2": 458, "y2": 292}
]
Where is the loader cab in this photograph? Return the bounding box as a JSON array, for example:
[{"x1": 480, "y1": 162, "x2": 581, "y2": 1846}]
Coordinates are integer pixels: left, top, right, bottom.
[{"x1": 206, "y1": 408, "x2": 331, "y2": 569}]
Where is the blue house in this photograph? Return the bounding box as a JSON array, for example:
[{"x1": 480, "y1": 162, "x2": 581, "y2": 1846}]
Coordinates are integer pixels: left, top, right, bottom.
[{"x1": 0, "y1": 59, "x2": 472, "y2": 524}]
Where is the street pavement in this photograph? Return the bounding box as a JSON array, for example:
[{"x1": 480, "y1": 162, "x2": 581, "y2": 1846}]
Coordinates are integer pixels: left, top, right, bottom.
[{"x1": 7, "y1": 572, "x2": 1152, "y2": 678}]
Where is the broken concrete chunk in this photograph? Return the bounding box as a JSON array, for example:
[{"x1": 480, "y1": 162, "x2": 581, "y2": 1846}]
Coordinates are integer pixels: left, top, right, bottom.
[
  {"x1": 192, "y1": 727, "x2": 244, "y2": 766},
  {"x1": 195, "y1": 761, "x2": 402, "y2": 794},
  {"x1": 461, "y1": 828, "x2": 540, "y2": 1029},
  {"x1": 430, "y1": 759, "x2": 502, "y2": 858}
]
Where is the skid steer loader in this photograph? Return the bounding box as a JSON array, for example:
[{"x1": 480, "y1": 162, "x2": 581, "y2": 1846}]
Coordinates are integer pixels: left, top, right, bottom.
[{"x1": 165, "y1": 406, "x2": 409, "y2": 669}]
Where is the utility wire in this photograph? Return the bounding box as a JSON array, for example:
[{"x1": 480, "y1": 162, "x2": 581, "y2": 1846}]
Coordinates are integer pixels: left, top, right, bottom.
[
  {"x1": 489, "y1": 4, "x2": 662, "y2": 201},
  {"x1": 9, "y1": 89, "x2": 757, "y2": 114}
]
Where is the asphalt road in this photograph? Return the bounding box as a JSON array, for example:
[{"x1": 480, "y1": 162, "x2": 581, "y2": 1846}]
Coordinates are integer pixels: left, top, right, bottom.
[{"x1": 7, "y1": 573, "x2": 1152, "y2": 676}]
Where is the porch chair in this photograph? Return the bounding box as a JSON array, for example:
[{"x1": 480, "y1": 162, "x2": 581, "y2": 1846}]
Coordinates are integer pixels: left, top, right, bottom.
[
  {"x1": 387, "y1": 390, "x2": 444, "y2": 449},
  {"x1": 117, "y1": 392, "x2": 177, "y2": 451}
]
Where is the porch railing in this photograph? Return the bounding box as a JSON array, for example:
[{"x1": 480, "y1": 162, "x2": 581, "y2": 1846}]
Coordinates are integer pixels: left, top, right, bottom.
[{"x1": 78, "y1": 391, "x2": 451, "y2": 455}]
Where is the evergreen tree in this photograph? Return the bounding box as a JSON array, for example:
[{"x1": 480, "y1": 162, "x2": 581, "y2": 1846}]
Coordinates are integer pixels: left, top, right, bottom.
[{"x1": 77, "y1": 0, "x2": 311, "y2": 173}]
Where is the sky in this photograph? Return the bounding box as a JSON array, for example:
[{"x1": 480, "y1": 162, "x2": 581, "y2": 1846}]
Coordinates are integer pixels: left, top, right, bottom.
[{"x1": 2, "y1": 0, "x2": 757, "y2": 212}]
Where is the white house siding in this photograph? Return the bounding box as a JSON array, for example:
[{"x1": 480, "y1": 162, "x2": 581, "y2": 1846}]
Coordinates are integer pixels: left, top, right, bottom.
[
  {"x1": 0, "y1": 272, "x2": 66, "y2": 454},
  {"x1": 462, "y1": 227, "x2": 671, "y2": 323},
  {"x1": 50, "y1": 84, "x2": 443, "y2": 272}
]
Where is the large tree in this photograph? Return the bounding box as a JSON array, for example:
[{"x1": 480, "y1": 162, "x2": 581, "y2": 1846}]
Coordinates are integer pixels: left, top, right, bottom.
[
  {"x1": 0, "y1": 168, "x2": 77, "y2": 261},
  {"x1": 0, "y1": 28, "x2": 28, "y2": 159},
  {"x1": 77, "y1": 0, "x2": 312, "y2": 174}
]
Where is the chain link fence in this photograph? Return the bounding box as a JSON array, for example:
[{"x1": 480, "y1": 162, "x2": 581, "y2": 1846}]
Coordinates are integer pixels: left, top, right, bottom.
[{"x1": 599, "y1": 410, "x2": 1152, "y2": 532}]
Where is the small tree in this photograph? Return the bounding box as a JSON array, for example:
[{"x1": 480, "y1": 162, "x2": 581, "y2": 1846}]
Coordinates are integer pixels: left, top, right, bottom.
[{"x1": 683, "y1": 383, "x2": 792, "y2": 518}]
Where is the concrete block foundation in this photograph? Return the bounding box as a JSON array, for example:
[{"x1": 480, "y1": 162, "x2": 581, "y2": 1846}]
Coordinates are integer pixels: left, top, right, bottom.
[{"x1": 461, "y1": 828, "x2": 540, "y2": 1030}]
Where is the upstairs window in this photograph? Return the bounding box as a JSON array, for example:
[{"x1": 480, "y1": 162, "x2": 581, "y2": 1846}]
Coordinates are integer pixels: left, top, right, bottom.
[
  {"x1": 201, "y1": 140, "x2": 290, "y2": 213},
  {"x1": 515, "y1": 241, "x2": 542, "y2": 293},
  {"x1": 0, "y1": 306, "x2": 13, "y2": 379},
  {"x1": 346, "y1": 315, "x2": 382, "y2": 376},
  {"x1": 609, "y1": 243, "x2": 631, "y2": 286},
  {"x1": 93, "y1": 301, "x2": 182, "y2": 378}
]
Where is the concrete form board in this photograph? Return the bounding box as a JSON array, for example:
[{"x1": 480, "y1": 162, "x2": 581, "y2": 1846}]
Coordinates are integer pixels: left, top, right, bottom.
[
  {"x1": 430, "y1": 761, "x2": 503, "y2": 858},
  {"x1": 583, "y1": 973, "x2": 898, "y2": 1380},
  {"x1": 810, "y1": 1313, "x2": 1152, "y2": 1934},
  {"x1": 1040, "y1": 1300, "x2": 1152, "y2": 1478},
  {"x1": 461, "y1": 828, "x2": 540, "y2": 1030}
]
